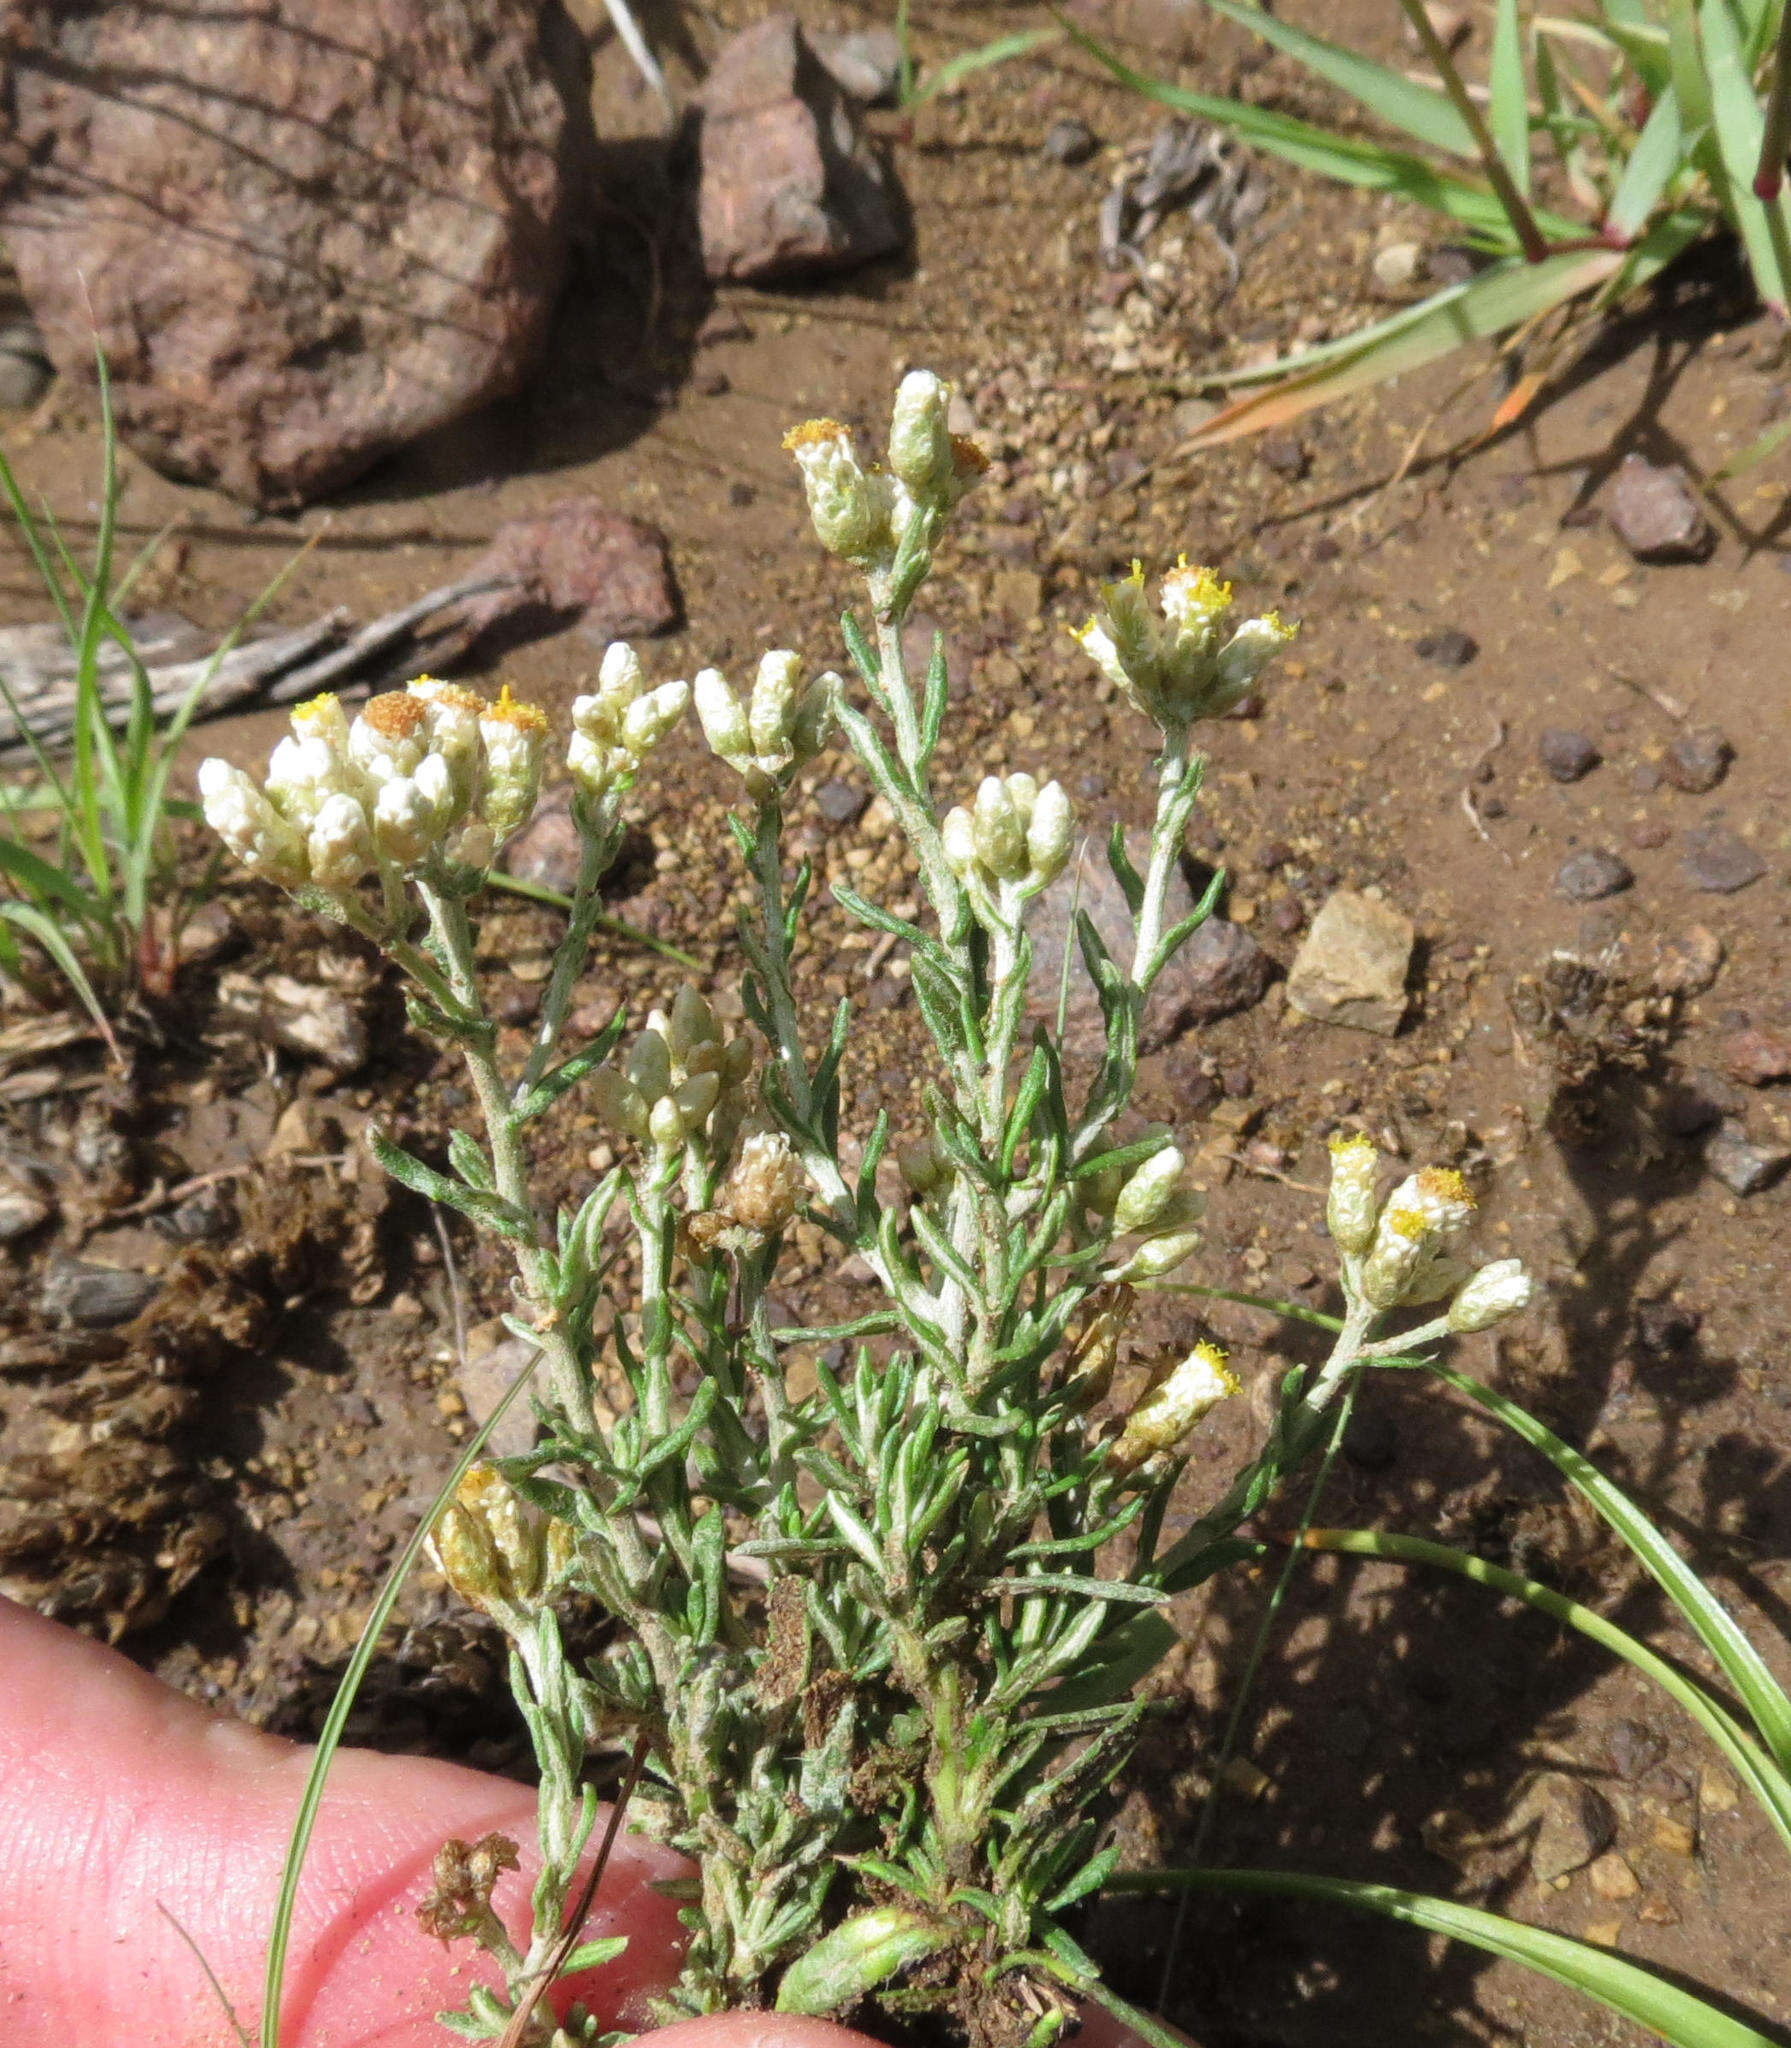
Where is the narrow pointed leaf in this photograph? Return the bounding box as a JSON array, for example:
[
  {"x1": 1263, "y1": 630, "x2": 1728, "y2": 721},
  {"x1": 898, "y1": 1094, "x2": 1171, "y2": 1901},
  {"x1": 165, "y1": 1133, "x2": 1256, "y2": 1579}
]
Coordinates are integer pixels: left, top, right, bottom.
[{"x1": 1489, "y1": 0, "x2": 1533, "y2": 194}]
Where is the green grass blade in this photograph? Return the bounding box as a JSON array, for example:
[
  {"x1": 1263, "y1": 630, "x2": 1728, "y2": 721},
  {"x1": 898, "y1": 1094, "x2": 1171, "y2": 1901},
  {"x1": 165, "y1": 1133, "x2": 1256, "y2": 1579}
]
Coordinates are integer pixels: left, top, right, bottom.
[
  {"x1": 1059, "y1": 18, "x2": 1581, "y2": 243},
  {"x1": 1424, "y1": 1360, "x2": 1791, "y2": 1774},
  {"x1": 1601, "y1": 15, "x2": 1676, "y2": 92},
  {"x1": 1668, "y1": 0, "x2": 1717, "y2": 139},
  {"x1": 1607, "y1": 82, "x2": 1686, "y2": 238},
  {"x1": 0, "y1": 834, "x2": 100, "y2": 915},
  {"x1": 1701, "y1": 0, "x2": 1791, "y2": 309},
  {"x1": 1489, "y1": 0, "x2": 1534, "y2": 195},
  {"x1": 1201, "y1": 0, "x2": 1476, "y2": 155},
  {"x1": 483, "y1": 868, "x2": 702, "y2": 969},
  {"x1": 259, "y1": 1354, "x2": 545, "y2": 2048},
  {"x1": 1105, "y1": 1867, "x2": 1785, "y2": 2047},
  {"x1": 913, "y1": 26, "x2": 1060, "y2": 107},
  {"x1": 1177, "y1": 247, "x2": 1623, "y2": 446},
  {"x1": 1712, "y1": 403, "x2": 1791, "y2": 476},
  {"x1": 1303, "y1": 1528, "x2": 1791, "y2": 1856},
  {"x1": 0, "y1": 902, "x2": 117, "y2": 1058}
]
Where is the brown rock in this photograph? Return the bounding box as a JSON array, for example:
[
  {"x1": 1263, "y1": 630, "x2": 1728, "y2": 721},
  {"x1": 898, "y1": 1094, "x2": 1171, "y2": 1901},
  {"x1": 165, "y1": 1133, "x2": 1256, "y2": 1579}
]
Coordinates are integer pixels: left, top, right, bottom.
[
  {"x1": 1286, "y1": 890, "x2": 1414, "y2": 1035},
  {"x1": 1661, "y1": 726, "x2": 1732, "y2": 793},
  {"x1": 1723, "y1": 1027, "x2": 1791, "y2": 1086},
  {"x1": 1587, "y1": 1851, "x2": 1640, "y2": 1901},
  {"x1": 1682, "y1": 824, "x2": 1766, "y2": 894},
  {"x1": 216, "y1": 971, "x2": 368, "y2": 1074},
  {"x1": 1653, "y1": 926, "x2": 1723, "y2": 996},
  {"x1": 440, "y1": 499, "x2": 678, "y2": 660},
  {"x1": 697, "y1": 16, "x2": 903, "y2": 282},
  {"x1": 1609, "y1": 455, "x2": 1714, "y2": 564},
  {"x1": 1027, "y1": 834, "x2": 1271, "y2": 1060},
  {"x1": 0, "y1": 1, "x2": 592, "y2": 508}
]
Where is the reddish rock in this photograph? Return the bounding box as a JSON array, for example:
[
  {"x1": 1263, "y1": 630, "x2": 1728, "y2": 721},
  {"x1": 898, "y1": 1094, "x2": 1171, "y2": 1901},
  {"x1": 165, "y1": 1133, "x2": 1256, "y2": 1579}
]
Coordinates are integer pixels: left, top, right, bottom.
[
  {"x1": 0, "y1": 0, "x2": 592, "y2": 507},
  {"x1": 451, "y1": 499, "x2": 679, "y2": 653},
  {"x1": 697, "y1": 15, "x2": 903, "y2": 283},
  {"x1": 1723, "y1": 1028, "x2": 1791, "y2": 1087},
  {"x1": 1610, "y1": 455, "x2": 1714, "y2": 564}
]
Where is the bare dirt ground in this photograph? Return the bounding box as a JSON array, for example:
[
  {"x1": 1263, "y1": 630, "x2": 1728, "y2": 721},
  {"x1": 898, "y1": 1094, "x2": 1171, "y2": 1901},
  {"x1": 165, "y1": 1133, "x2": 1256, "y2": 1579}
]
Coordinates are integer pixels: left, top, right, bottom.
[{"x1": 4, "y1": 2, "x2": 1791, "y2": 2043}]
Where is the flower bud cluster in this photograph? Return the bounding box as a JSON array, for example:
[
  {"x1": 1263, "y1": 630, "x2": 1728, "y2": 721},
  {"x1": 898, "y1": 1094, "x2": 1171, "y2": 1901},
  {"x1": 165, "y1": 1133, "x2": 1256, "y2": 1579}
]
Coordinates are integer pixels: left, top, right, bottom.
[
  {"x1": 590, "y1": 984, "x2": 754, "y2": 1156},
  {"x1": 719, "y1": 1130, "x2": 807, "y2": 1236},
  {"x1": 1326, "y1": 1140, "x2": 1536, "y2": 1328},
  {"x1": 783, "y1": 372, "x2": 987, "y2": 577},
  {"x1": 695, "y1": 652, "x2": 837, "y2": 802},
  {"x1": 1074, "y1": 559, "x2": 1297, "y2": 732},
  {"x1": 199, "y1": 679, "x2": 550, "y2": 897},
  {"x1": 1087, "y1": 1138, "x2": 1207, "y2": 1283},
  {"x1": 569, "y1": 642, "x2": 689, "y2": 803},
  {"x1": 1110, "y1": 1341, "x2": 1239, "y2": 1475},
  {"x1": 940, "y1": 773, "x2": 1074, "y2": 919},
  {"x1": 429, "y1": 1463, "x2": 571, "y2": 1614}
]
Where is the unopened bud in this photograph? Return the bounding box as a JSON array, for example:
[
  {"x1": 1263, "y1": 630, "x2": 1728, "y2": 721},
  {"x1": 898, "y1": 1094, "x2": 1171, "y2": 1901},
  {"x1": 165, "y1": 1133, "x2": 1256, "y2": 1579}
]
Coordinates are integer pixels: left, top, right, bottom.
[
  {"x1": 1326, "y1": 1133, "x2": 1381, "y2": 1257},
  {"x1": 649, "y1": 1094, "x2": 687, "y2": 1153},
  {"x1": 694, "y1": 668, "x2": 749, "y2": 763},
  {"x1": 626, "y1": 1029, "x2": 673, "y2": 1103},
  {"x1": 1113, "y1": 1146, "x2": 1186, "y2": 1234},
  {"x1": 971, "y1": 776, "x2": 1027, "y2": 881},
  {"x1": 590, "y1": 1064, "x2": 650, "y2": 1139},
  {"x1": 749, "y1": 650, "x2": 802, "y2": 758},
  {"x1": 783, "y1": 419, "x2": 889, "y2": 562},
  {"x1": 1025, "y1": 780, "x2": 1074, "y2": 887},
  {"x1": 307, "y1": 792, "x2": 375, "y2": 890},
  {"x1": 1109, "y1": 1228, "x2": 1202, "y2": 1282},
  {"x1": 888, "y1": 369, "x2": 955, "y2": 500},
  {"x1": 1446, "y1": 1258, "x2": 1533, "y2": 1333}
]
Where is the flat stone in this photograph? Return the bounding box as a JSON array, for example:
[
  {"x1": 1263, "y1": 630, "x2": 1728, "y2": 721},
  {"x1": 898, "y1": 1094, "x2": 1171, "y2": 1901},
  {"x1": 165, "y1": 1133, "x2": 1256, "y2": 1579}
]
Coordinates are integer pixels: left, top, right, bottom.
[
  {"x1": 40, "y1": 1254, "x2": 162, "y2": 1330},
  {"x1": 1538, "y1": 729, "x2": 1600, "y2": 781},
  {"x1": 1661, "y1": 726, "x2": 1732, "y2": 793},
  {"x1": 1653, "y1": 925, "x2": 1723, "y2": 995},
  {"x1": 1286, "y1": 889, "x2": 1414, "y2": 1035},
  {"x1": 697, "y1": 15, "x2": 903, "y2": 282},
  {"x1": 1723, "y1": 1027, "x2": 1791, "y2": 1086},
  {"x1": 1414, "y1": 627, "x2": 1477, "y2": 667},
  {"x1": 1027, "y1": 834, "x2": 1271, "y2": 1060},
  {"x1": 1705, "y1": 1118, "x2": 1791, "y2": 1195},
  {"x1": 1682, "y1": 824, "x2": 1765, "y2": 894},
  {"x1": 1604, "y1": 1717, "x2": 1667, "y2": 1781},
  {"x1": 1610, "y1": 454, "x2": 1714, "y2": 563},
  {"x1": 1555, "y1": 849, "x2": 1633, "y2": 902},
  {"x1": 215, "y1": 970, "x2": 368, "y2": 1074},
  {"x1": 1042, "y1": 116, "x2": 1099, "y2": 165},
  {"x1": 0, "y1": 0, "x2": 592, "y2": 507}
]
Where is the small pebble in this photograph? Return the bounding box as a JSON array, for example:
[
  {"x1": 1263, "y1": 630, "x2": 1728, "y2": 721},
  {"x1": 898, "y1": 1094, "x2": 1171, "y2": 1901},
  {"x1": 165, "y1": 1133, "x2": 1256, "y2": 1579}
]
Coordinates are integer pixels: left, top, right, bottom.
[
  {"x1": 1477, "y1": 791, "x2": 1507, "y2": 818},
  {"x1": 1371, "y1": 240, "x2": 1422, "y2": 291},
  {"x1": 1268, "y1": 895, "x2": 1304, "y2": 936},
  {"x1": 1705, "y1": 1118, "x2": 1791, "y2": 1195},
  {"x1": 813, "y1": 778, "x2": 870, "y2": 827},
  {"x1": 1221, "y1": 1064, "x2": 1254, "y2": 1099},
  {"x1": 1538, "y1": 728, "x2": 1600, "y2": 781},
  {"x1": 1259, "y1": 435, "x2": 1308, "y2": 479},
  {"x1": 1630, "y1": 820, "x2": 1671, "y2": 850},
  {"x1": 728, "y1": 482, "x2": 755, "y2": 508},
  {"x1": 1681, "y1": 824, "x2": 1766, "y2": 894},
  {"x1": 1660, "y1": 726, "x2": 1732, "y2": 793},
  {"x1": 1604, "y1": 1718, "x2": 1668, "y2": 1781},
  {"x1": 1555, "y1": 848, "x2": 1633, "y2": 902},
  {"x1": 1414, "y1": 627, "x2": 1477, "y2": 667},
  {"x1": 1041, "y1": 115, "x2": 1099, "y2": 165},
  {"x1": 1610, "y1": 453, "x2": 1714, "y2": 563}
]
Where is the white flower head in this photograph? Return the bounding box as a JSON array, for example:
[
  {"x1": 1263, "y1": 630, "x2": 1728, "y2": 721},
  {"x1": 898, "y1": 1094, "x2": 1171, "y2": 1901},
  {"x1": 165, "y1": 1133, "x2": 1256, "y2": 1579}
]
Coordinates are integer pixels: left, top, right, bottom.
[
  {"x1": 946, "y1": 772, "x2": 1075, "y2": 917},
  {"x1": 697, "y1": 655, "x2": 836, "y2": 800},
  {"x1": 407, "y1": 678, "x2": 486, "y2": 813},
  {"x1": 348, "y1": 692, "x2": 430, "y2": 786},
  {"x1": 198, "y1": 758, "x2": 308, "y2": 888},
  {"x1": 1113, "y1": 1341, "x2": 1239, "y2": 1472},
  {"x1": 782, "y1": 419, "x2": 891, "y2": 563},
  {"x1": 307, "y1": 791, "x2": 375, "y2": 891},
  {"x1": 570, "y1": 644, "x2": 686, "y2": 800},
  {"x1": 1074, "y1": 558, "x2": 1297, "y2": 730},
  {"x1": 1360, "y1": 1167, "x2": 1477, "y2": 1310},
  {"x1": 477, "y1": 687, "x2": 548, "y2": 842}
]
